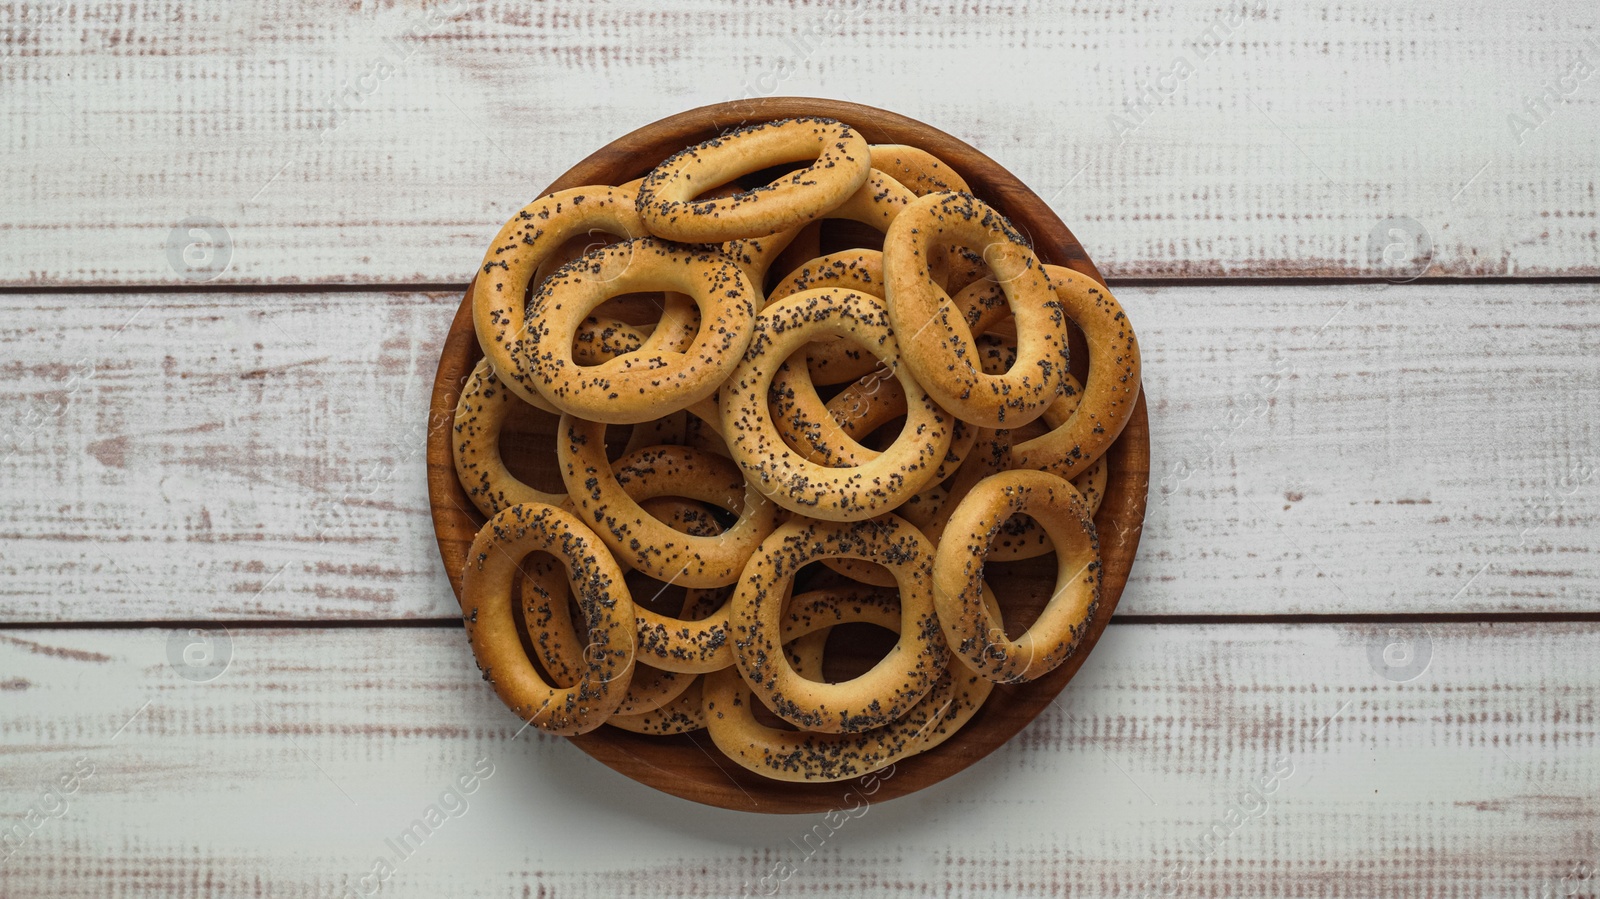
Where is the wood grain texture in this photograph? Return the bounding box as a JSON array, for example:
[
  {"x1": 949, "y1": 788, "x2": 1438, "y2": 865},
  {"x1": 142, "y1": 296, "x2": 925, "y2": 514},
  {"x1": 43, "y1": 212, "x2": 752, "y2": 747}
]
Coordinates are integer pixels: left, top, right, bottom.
[
  {"x1": 0, "y1": 288, "x2": 465, "y2": 623},
  {"x1": 3, "y1": 282, "x2": 1596, "y2": 622},
  {"x1": 1, "y1": 623, "x2": 1595, "y2": 896},
  {"x1": 2, "y1": 0, "x2": 1597, "y2": 285}
]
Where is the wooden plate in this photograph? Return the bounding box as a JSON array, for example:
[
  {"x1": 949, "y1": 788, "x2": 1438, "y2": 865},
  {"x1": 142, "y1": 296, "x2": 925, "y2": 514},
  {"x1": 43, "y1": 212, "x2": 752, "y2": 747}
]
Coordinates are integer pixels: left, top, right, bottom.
[{"x1": 425, "y1": 97, "x2": 1149, "y2": 813}]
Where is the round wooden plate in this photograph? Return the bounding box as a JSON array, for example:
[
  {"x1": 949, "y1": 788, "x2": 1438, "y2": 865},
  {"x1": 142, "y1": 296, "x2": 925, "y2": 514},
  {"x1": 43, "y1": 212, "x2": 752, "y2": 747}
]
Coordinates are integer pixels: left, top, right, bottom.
[{"x1": 426, "y1": 97, "x2": 1149, "y2": 813}]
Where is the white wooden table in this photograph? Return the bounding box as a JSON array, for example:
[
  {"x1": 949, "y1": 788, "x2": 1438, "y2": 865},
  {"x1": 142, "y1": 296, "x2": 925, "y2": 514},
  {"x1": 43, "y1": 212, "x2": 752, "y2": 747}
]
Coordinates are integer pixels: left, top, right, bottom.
[{"x1": 3, "y1": 2, "x2": 1598, "y2": 896}]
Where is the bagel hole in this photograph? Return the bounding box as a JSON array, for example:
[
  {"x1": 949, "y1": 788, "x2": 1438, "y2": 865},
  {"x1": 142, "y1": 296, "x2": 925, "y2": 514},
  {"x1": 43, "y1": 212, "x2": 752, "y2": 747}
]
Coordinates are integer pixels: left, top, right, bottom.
[
  {"x1": 812, "y1": 558, "x2": 896, "y2": 592},
  {"x1": 790, "y1": 561, "x2": 833, "y2": 595},
  {"x1": 991, "y1": 511, "x2": 1045, "y2": 551},
  {"x1": 972, "y1": 317, "x2": 1072, "y2": 386},
  {"x1": 858, "y1": 415, "x2": 907, "y2": 453},
  {"x1": 814, "y1": 378, "x2": 855, "y2": 404},
  {"x1": 766, "y1": 356, "x2": 843, "y2": 461},
  {"x1": 801, "y1": 337, "x2": 886, "y2": 391},
  {"x1": 704, "y1": 502, "x2": 739, "y2": 531},
  {"x1": 602, "y1": 423, "x2": 635, "y2": 462},
  {"x1": 784, "y1": 369, "x2": 849, "y2": 405},
  {"x1": 497, "y1": 398, "x2": 566, "y2": 495},
  {"x1": 624, "y1": 569, "x2": 692, "y2": 618},
  {"x1": 819, "y1": 622, "x2": 899, "y2": 684},
  {"x1": 818, "y1": 219, "x2": 886, "y2": 256},
  {"x1": 981, "y1": 550, "x2": 1059, "y2": 639},
  {"x1": 985, "y1": 316, "x2": 1019, "y2": 342},
  {"x1": 681, "y1": 584, "x2": 733, "y2": 622},
  {"x1": 730, "y1": 159, "x2": 812, "y2": 194},
  {"x1": 509, "y1": 560, "x2": 544, "y2": 679},
  {"x1": 1008, "y1": 418, "x2": 1051, "y2": 444},
  {"x1": 947, "y1": 241, "x2": 1025, "y2": 295},
  {"x1": 1065, "y1": 317, "x2": 1091, "y2": 386}
]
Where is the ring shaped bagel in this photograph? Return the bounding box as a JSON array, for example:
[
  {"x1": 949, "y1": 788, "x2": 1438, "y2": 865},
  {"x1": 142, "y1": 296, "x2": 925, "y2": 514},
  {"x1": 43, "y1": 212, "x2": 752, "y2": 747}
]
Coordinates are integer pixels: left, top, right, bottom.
[
  {"x1": 777, "y1": 585, "x2": 997, "y2": 755},
  {"x1": 764, "y1": 277, "x2": 1010, "y2": 510},
  {"x1": 709, "y1": 586, "x2": 991, "y2": 781},
  {"x1": 1011, "y1": 265, "x2": 1143, "y2": 476},
  {"x1": 721, "y1": 287, "x2": 954, "y2": 521},
  {"x1": 884, "y1": 191, "x2": 1069, "y2": 428},
  {"x1": 868, "y1": 144, "x2": 970, "y2": 197},
  {"x1": 461, "y1": 502, "x2": 636, "y2": 735},
  {"x1": 526, "y1": 500, "x2": 726, "y2": 716},
  {"x1": 453, "y1": 357, "x2": 566, "y2": 517},
  {"x1": 933, "y1": 469, "x2": 1101, "y2": 684},
  {"x1": 772, "y1": 360, "x2": 980, "y2": 489},
  {"x1": 773, "y1": 270, "x2": 1012, "y2": 443},
  {"x1": 768, "y1": 275, "x2": 1011, "y2": 478},
  {"x1": 526, "y1": 238, "x2": 756, "y2": 424},
  {"x1": 559, "y1": 418, "x2": 778, "y2": 590},
  {"x1": 730, "y1": 515, "x2": 947, "y2": 733},
  {"x1": 637, "y1": 117, "x2": 871, "y2": 243},
  {"x1": 767, "y1": 249, "x2": 887, "y2": 386},
  {"x1": 777, "y1": 585, "x2": 987, "y2": 758},
  {"x1": 930, "y1": 460, "x2": 1109, "y2": 563},
  {"x1": 473, "y1": 186, "x2": 652, "y2": 410}
]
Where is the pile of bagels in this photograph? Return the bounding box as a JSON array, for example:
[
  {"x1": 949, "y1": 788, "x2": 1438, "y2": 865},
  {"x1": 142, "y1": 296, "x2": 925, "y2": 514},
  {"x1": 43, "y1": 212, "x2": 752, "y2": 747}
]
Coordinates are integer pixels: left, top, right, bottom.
[{"x1": 452, "y1": 116, "x2": 1141, "y2": 783}]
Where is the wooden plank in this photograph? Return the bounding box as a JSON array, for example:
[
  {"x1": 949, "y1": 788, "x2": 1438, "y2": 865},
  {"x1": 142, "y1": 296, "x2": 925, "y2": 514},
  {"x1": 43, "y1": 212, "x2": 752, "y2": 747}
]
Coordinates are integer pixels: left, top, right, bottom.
[
  {"x1": 1131, "y1": 281, "x2": 1600, "y2": 618},
  {"x1": 0, "y1": 623, "x2": 1595, "y2": 896},
  {"x1": 2, "y1": 282, "x2": 1596, "y2": 621},
  {"x1": 0, "y1": 289, "x2": 464, "y2": 622},
  {"x1": 2, "y1": 0, "x2": 1597, "y2": 285}
]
